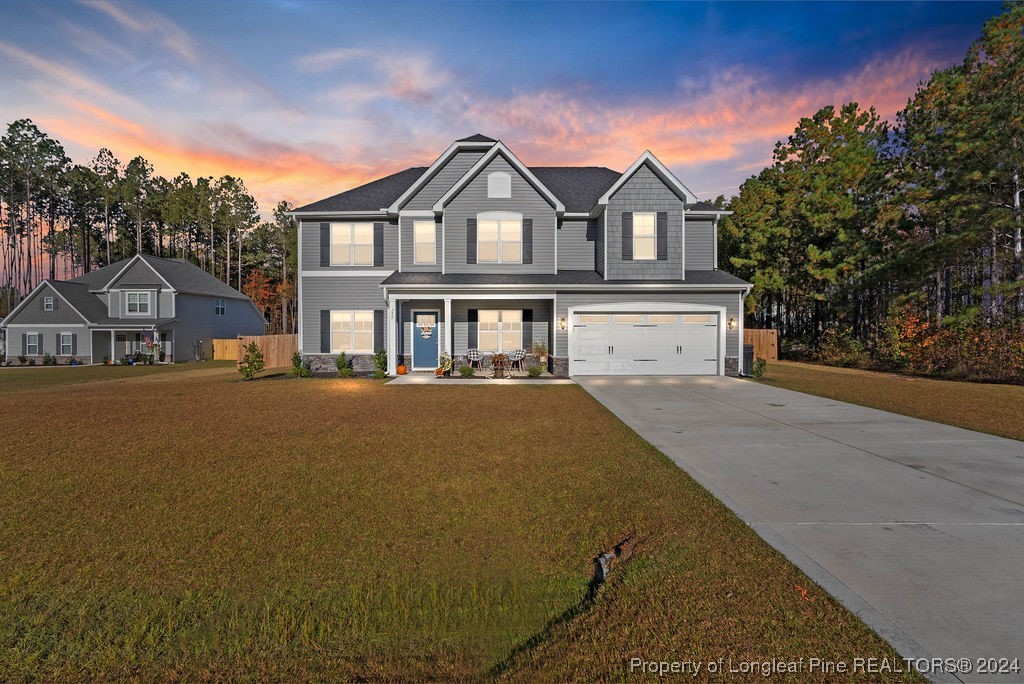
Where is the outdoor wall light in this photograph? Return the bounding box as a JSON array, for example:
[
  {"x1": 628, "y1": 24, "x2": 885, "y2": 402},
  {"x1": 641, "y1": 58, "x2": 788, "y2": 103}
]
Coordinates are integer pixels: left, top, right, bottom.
[
  {"x1": 727, "y1": 317, "x2": 737, "y2": 330},
  {"x1": 559, "y1": 317, "x2": 568, "y2": 330}
]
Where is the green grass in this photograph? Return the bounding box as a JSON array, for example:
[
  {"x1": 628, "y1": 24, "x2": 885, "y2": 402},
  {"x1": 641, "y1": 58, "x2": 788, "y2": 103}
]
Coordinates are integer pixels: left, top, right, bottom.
[
  {"x1": 0, "y1": 365, "x2": 917, "y2": 681},
  {"x1": 758, "y1": 361, "x2": 1024, "y2": 442}
]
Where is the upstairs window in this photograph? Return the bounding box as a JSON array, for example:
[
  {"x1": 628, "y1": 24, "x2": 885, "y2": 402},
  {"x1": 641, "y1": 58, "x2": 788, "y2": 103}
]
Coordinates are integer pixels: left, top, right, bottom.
[
  {"x1": 331, "y1": 223, "x2": 374, "y2": 266},
  {"x1": 487, "y1": 172, "x2": 511, "y2": 198},
  {"x1": 214, "y1": 299, "x2": 226, "y2": 316},
  {"x1": 413, "y1": 220, "x2": 436, "y2": 265},
  {"x1": 477, "y1": 212, "x2": 522, "y2": 263},
  {"x1": 43, "y1": 296, "x2": 54, "y2": 311},
  {"x1": 126, "y1": 291, "x2": 150, "y2": 315},
  {"x1": 632, "y1": 212, "x2": 656, "y2": 260}
]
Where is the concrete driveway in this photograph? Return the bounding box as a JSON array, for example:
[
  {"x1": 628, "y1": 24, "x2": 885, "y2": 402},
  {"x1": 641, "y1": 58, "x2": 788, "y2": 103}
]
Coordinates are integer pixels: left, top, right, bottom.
[{"x1": 577, "y1": 376, "x2": 1024, "y2": 684}]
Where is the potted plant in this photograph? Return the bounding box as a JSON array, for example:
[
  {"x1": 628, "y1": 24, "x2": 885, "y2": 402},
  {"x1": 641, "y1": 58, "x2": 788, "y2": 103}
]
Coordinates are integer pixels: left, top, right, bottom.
[{"x1": 438, "y1": 352, "x2": 454, "y2": 377}]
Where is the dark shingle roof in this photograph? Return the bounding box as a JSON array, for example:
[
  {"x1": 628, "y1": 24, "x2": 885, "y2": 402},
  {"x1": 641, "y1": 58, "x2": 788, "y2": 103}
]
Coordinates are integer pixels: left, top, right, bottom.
[
  {"x1": 456, "y1": 133, "x2": 497, "y2": 143},
  {"x1": 47, "y1": 280, "x2": 112, "y2": 321},
  {"x1": 70, "y1": 258, "x2": 133, "y2": 287},
  {"x1": 68, "y1": 255, "x2": 253, "y2": 300},
  {"x1": 382, "y1": 270, "x2": 749, "y2": 287},
  {"x1": 293, "y1": 167, "x2": 426, "y2": 213},
  {"x1": 688, "y1": 201, "x2": 726, "y2": 212},
  {"x1": 530, "y1": 167, "x2": 622, "y2": 213}
]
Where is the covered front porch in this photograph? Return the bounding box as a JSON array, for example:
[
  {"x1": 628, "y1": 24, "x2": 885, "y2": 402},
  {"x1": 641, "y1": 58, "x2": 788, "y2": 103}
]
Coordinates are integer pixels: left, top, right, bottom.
[
  {"x1": 385, "y1": 293, "x2": 555, "y2": 375},
  {"x1": 91, "y1": 327, "x2": 174, "y2": 364}
]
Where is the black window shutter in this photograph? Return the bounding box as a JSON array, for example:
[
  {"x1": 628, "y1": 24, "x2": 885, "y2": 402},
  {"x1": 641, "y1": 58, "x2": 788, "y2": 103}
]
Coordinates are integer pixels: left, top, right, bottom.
[
  {"x1": 373, "y1": 309, "x2": 384, "y2": 352},
  {"x1": 522, "y1": 218, "x2": 533, "y2": 264},
  {"x1": 55, "y1": 333, "x2": 60, "y2": 353},
  {"x1": 522, "y1": 309, "x2": 533, "y2": 348},
  {"x1": 53, "y1": 297, "x2": 58, "y2": 310},
  {"x1": 319, "y1": 223, "x2": 330, "y2": 266},
  {"x1": 621, "y1": 212, "x2": 633, "y2": 260},
  {"x1": 320, "y1": 309, "x2": 330, "y2": 353},
  {"x1": 656, "y1": 211, "x2": 668, "y2": 260},
  {"x1": 21, "y1": 334, "x2": 26, "y2": 355},
  {"x1": 468, "y1": 309, "x2": 478, "y2": 348},
  {"x1": 71, "y1": 334, "x2": 77, "y2": 356},
  {"x1": 373, "y1": 222, "x2": 384, "y2": 267},
  {"x1": 466, "y1": 219, "x2": 477, "y2": 264}
]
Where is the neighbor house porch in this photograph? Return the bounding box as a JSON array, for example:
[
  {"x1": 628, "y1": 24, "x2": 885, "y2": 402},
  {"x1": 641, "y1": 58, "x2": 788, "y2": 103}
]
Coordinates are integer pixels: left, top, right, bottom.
[{"x1": 91, "y1": 327, "x2": 174, "y2": 364}]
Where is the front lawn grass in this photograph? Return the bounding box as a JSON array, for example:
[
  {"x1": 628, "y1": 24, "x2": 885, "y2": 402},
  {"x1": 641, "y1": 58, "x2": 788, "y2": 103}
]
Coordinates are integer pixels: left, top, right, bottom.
[
  {"x1": 0, "y1": 365, "x2": 916, "y2": 681},
  {"x1": 757, "y1": 360, "x2": 1024, "y2": 442}
]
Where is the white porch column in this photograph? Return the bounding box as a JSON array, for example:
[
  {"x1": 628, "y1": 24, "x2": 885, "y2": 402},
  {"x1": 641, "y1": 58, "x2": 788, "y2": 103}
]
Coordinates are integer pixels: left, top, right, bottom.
[
  {"x1": 110, "y1": 331, "x2": 115, "y2": 364},
  {"x1": 443, "y1": 298, "x2": 452, "y2": 356},
  {"x1": 387, "y1": 297, "x2": 398, "y2": 375}
]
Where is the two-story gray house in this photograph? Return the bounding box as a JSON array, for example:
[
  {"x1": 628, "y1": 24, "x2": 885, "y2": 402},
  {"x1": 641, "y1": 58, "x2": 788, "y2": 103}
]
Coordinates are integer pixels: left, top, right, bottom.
[
  {"x1": 1, "y1": 254, "x2": 266, "y2": 364},
  {"x1": 292, "y1": 134, "x2": 750, "y2": 376}
]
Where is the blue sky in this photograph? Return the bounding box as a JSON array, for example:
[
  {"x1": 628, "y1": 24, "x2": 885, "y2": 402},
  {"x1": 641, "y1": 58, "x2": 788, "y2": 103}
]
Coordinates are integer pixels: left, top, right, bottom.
[{"x1": 0, "y1": 1, "x2": 1001, "y2": 212}]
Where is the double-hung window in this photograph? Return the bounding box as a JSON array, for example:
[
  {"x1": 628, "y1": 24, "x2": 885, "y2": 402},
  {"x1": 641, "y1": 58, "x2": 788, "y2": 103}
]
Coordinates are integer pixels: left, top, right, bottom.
[
  {"x1": 127, "y1": 291, "x2": 150, "y2": 315},
  {"x1": 632, "y1": 212, "x2": 656, "y2": 260},
  {"x1": 43, "y1": 296, "x2": 54, "y2": 311},
  {"x1": 26, "y1": 333, "x2": 39, "y2": 355},
  {"x1": 330, "y1": 310, "x2": 374, "y2": 353},
  {"x1": 214, "y1": 298, "x2": 226, "y2": 316},
  {"x1": 60, "y1": 333, "x2": 72, "y2": 356},
  {"x1": 331, "y1": 223, "x2": 374, "y2": 266},
  {"x1": 413, "y1": 220, "x2": 436, "y2": 265},
  {"x1": 477, "y1": 213, "x2": 522, "y2": 263},
  {"x1": 478, "y1": 310, "x2": 522, "y2": 353}
]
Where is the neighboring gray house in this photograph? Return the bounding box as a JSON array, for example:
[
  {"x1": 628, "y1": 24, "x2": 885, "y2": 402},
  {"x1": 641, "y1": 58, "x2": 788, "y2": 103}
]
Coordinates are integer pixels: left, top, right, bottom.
[
  {"x1": 292, "y1": 134, "x2": 751, "y2": 376},
  {"x1": 1, "y1": 254, "x2": 266, "y2": 365}
]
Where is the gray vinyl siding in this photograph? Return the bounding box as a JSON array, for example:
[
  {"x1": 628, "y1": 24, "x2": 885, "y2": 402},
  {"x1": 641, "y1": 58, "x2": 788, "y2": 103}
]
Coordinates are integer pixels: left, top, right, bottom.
[
  {"x1": 399, "y1": 217, "x2": 441, "y2": 271},
  {"x1": 7, "y1": 284, "x2": 86, "y2": 325},
  {"x1": 553, "y1": 290, "x2": 741, "y2": 359},
  {"x1": 450, "y1": 299, "x2": 552, "y2": 356},
  {"x1": 299, "y1": 219, "x2": 398, "y2": 272},
  {"x1": 170, "y1": 294, "x2": 266, "y2": 362},
  {"x1": 403, "y1": 151, "x2": 486, "y2": 211},
  {"x1": 444, "y1": 155, "x2": 556, "y2": 274},
  {"x1": 299, "y1": 275, "x2": 388, "y2": 354},
  {"x1": 595, "y1": 217, "x2": 605, "y2": 276},
  {"x1": 109, "y1": 259, "x2": 164, "y2": 287},
  {"x1": 606, "y1": 164, "x2": 684, "y2": 279},
  {"x1": 5, "y1": 323, "x2": 90, "y2": 360},
  {"x1": 108, "y1": 290, "x2": 120, "y2": 318},
  {"x1": 557, "y1": 219, "x2": 596, "y2": 271},
  {"x1": 685, "y1": 219, "x2": 715, "y2": 271},
  {"x1": 398, "y1": 300, "x2": 446, "y2": 367}
]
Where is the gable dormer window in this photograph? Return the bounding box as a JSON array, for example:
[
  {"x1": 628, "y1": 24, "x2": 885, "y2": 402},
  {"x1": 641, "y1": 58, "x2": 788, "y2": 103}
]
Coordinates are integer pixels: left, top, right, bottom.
[
  {"x1": 126, "y1": 291, "x2": 150, "y2": 315},
  {"x1": 632, "y1": 212, "x2": 657, "y2": 260},
  {"x1": 487, "y1": 172, "x2": 511, "y2": 199},
  {"x1": 43, "y1": 296, "x2": 54, "y2": 311}
]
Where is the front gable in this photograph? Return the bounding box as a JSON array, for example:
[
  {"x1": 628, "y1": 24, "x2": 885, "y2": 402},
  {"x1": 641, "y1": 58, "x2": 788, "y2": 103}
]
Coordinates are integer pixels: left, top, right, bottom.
[
  {"x1": 434, "y1": 143, "x2": 564, "y2": 213},
  {"x1": 4, "y1": 282, "x2": 89, "y2": 325},
  {"x1": 401, "y1": 150, "x2": 487, "y2": 211},
  {"x1": 105, "y1": 256, "x2": 173, "y2": 291}
]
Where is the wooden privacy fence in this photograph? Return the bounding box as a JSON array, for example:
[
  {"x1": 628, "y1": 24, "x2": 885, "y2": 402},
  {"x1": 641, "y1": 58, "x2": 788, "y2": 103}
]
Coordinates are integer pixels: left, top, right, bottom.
[
  {"x1": 744, "y1": 328, "x2": 779, "y2": 361},
  {"x1": 213, "y1": 334, "x2": 298, "y2": 368}
]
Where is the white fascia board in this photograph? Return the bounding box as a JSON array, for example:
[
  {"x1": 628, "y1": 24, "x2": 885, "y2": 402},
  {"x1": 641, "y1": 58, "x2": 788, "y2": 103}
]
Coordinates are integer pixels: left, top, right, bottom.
[
  {"x1": 2, "y1": 280, "x2": 91, "y2": 325},
  {"x1": 137, "y1": 256, "x2": 175, "y2": 291},
  {"x1": 382, "y1": 282, "x2": 749, "y2": 291},
  {"x1": 100, "y1": 253, "x2": 143, "y2": 291},
  {"x1": 432, "y1": 142, "x2": 565, "y2": 213},
  {"x1": 598, "y1": 151, "x2": 699, "y2": 205},
  {"x1": 387, "y1": 140, "x2": 496, "y2": 214},
  {"x1": 685, "y1": 209, "x2": 733, "y2": 217},
  {"x1": 301, "y1": 270, "x2": 396, "y2": 277},
  {"x1": 290, "y1": 211, "x2": 387, "y2": 218}
]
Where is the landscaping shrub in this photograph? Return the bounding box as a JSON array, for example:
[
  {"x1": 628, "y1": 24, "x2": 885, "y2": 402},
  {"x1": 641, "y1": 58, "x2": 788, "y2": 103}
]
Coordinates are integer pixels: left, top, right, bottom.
[
  {"x1": 291, "y1": 351, "x2": 311, "y2": 378},
  {"x1": 815, "y1": 327, "x2": 869, "y2": 368},
  {"x1": 750, "y1": 357, "x2": 767, "y2": 378},
  {"x1": 371, "y1": 349, "x2": 387, "y2": 379},
  {"x1": 17, "y1": 355, "x2": 26, "y2": 364},
  {"x1": 336, "y1": 352, "x2": 355, "y2": 378},
  {"x1": 42, "y1": 353, "x2": 53, "y2": 366},
  {"x1": 458, "y1": 365, "x2": 475, "y2": 377},
  {"x1": 527, "y1": 365, "x2": 543, "y2": 378},
  {"x1": 238, "y1": 342, "x2": 265, "y2": 380}
]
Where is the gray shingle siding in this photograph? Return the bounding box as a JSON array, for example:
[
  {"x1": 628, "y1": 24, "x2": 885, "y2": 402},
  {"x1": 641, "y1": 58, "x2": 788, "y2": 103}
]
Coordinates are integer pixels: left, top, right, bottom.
[
  {"x1": 557, "y1": 219, "x2": 595, "y2": 271},
  {"x1": 685, "y1": 218, "x2": 715, "y2": 271},
  {"x1": 606, "y1": 164, "x2": 684, "y2": 279},
  {"x1": 444, "y1": 156, "x2": 556, "y2": 274},
  {"x1": 300, "y1": 219, "x2": 398, "y2": 272},
  {"x1": 554, "y1": 291, "x2": 741, "y2": 359},
  {"x1": 399, "y1": 217, "x2": 441, "y2": 271},
  {"x1": 300, "y1": 275, "x2": 389, "y2": 354},
  {"x1": 8, "y1": 284, "x2": 87, "y2": 324},
  {"x1": 404, "y1": 151, "x2": 485, "y2": 211}
]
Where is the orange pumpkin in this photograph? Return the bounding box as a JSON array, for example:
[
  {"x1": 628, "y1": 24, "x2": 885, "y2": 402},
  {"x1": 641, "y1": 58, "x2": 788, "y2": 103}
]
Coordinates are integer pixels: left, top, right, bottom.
[{"x1": 397, "y1": 364, "x2": 407, "y2": 375}]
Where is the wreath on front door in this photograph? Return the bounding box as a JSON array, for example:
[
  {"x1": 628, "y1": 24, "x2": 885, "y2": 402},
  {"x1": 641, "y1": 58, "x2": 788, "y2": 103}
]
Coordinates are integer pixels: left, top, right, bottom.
[{"x1": 420, "y1": 323, "x2": 433, "y2": 339}]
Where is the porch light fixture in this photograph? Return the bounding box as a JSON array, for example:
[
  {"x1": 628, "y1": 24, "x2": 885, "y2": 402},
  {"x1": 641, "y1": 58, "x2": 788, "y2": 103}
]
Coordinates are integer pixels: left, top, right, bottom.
[
  {"x1": 727, "y1": 317, "x2": 737, "y2": 330},
  {"x1": 559, "y1": 317, "x2": 567, "y2": 330}
]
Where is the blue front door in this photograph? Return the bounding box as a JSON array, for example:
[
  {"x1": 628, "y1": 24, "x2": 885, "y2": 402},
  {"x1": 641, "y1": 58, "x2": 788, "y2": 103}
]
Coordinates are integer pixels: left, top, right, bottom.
[{"x1": 412, "y1": 311, "x2": 439, "y2": 369}]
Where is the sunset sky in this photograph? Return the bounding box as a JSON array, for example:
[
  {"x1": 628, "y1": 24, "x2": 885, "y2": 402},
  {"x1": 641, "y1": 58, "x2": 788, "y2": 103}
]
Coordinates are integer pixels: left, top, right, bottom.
[{"x1": 0, "y1": 0, "x2": 1001, "y2": 215}]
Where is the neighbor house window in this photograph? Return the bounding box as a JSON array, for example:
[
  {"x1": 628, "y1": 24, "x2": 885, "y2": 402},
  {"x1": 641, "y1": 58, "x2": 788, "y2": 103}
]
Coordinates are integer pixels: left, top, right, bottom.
[
  {"x1": 43, "y1": 296, "x2": 54, "y2": 311},
  {"x1": 26, "y1": 333, "x2": 39, "y2": 355},
  {"x1": 413, "y1": 220, "x2": 436, "y2": 265},
  {"x1": 214, "y1": 299, "x2": 226, "y2": 316},
  {"x1": 126, "y1": 291, "x2": 150, "y2": 314},
  {"x1": 478, "y1": 310, "x2": 522, "y2": 353},
  {"x1": 331, "y1": 223, "x2": 373, "y2": 266},
  {"x1": 60, "y1": 333, "x2": 72, "y2": 356},
  {"x1": 330, "y1": 310, "x2": 374, "y2": 353},
  {"x1": 477, "y1": 213, "x2": 522, "y2": 263},
  {"x1": 632, "y1": 212, "x2": 656, "y2": 260},
  {"x1": 487, "y1": 171, "x2": 511, "y2": 198}
]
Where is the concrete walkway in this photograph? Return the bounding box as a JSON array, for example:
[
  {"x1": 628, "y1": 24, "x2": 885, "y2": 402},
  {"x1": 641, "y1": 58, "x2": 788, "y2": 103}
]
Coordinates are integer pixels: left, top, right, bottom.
[{"x1": 577, "y1": 376, "x2": 1024, "y2": 684}]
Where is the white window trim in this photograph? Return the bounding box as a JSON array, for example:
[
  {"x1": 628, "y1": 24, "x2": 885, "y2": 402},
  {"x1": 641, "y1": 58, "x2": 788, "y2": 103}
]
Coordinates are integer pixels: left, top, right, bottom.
[
  {"x1": 487, "y1": 171, "x2": 511, "y2": 199},
  {"x1": 330, "y1": 222, "x2": 375, "y2": 266},
  {"x1": 330, "y1": 310, "x2": 375, "y2": 354},
  {"x1": 476, "y1": 211, "x2": 523, "y2": 264},
  {"x1": 26, "y1": 332, "x2": 40, "y2": 356},
  {"x1": 43, "y1": 296, "x2": 54, "y2": 311},
  {"x1": 214, "y1": 298, "x2": 226, "y2": 316},
  {"x1": 412, "y1": 220, "x2": 436, "y2": 265},
  {"x1": 59, "y1": 332, "x2": 73, "y2": 356},
  {"x1": 126, "y1": 291, "x2": 151, "y2": 316},
  {"x1": 477, "y1": 309, "x2": 524, "y2": 354},
  {"x1": 632, "y1": 212, "x2": 657, "y2": 261}
]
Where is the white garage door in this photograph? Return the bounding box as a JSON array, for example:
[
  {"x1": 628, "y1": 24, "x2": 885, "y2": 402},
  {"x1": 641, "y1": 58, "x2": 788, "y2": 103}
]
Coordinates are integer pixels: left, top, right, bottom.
[{"x1": 570, "y1": 312, "x2": 719, "y2": 375}]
